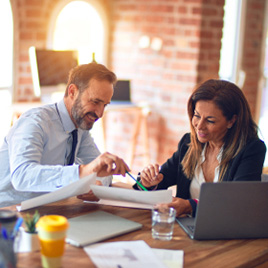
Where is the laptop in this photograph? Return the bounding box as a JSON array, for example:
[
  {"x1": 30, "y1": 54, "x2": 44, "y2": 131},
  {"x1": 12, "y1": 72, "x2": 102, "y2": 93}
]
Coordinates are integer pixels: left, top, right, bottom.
[
  {"x1": 111, "y1": 80, "x2": 133, "y2": 105},
  {"x1": 66, "y1": 211, "x2": 142, "y2": 247},
  {"x1": 176, "y1": 181, "x2": 268, "y2": 240}
]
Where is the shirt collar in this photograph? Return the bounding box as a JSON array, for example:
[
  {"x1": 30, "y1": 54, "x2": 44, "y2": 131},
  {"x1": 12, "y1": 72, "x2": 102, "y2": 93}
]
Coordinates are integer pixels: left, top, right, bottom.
[
  {"x1": 217, "y1": 145, "x2": 224, "y2": 162},
  {"x1": 200, "y1": 143, "x2": 224, "y2": 164},
  {"x1": 57, "y1": 99, "x2": 76, "y2": 134}
]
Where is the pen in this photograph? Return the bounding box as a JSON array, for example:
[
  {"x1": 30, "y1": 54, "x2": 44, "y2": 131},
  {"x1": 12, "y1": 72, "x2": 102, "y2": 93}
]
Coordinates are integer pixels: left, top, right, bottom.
[
  {"x1": 1, "y1": 227, "x2": 9, "y2": 240},
  {"x1": 126, "y1": 171, "x2": 148, "y2": 191},
  {"x1": 11, "y1": 217, "x2": 23, "y2": 239}
]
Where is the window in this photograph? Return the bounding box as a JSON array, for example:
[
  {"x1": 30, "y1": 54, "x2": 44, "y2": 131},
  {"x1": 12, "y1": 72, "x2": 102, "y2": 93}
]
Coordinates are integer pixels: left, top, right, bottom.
[
  {"x1": 258, "y1": 4, "x2": 268, "y2": 168},
  {"x1": 52, "y1": 0, "x2": 105, "y2": 64},
  {"x1": 0, "y1": 0, "x2": 13, "y2": 90},
  {"x1": 0, "y1": 1, "x2": 13, "y2": 141},
  {"x1": 219, "y1": 0, "x2": 246, "y2": 87}
]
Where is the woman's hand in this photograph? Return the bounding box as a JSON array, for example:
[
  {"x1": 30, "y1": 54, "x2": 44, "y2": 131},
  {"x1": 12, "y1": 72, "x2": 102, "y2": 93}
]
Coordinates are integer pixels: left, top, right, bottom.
[
  {"x1": 140, "y1": 164, "x2": 164, "y2": 188},
  {"x1": 79, "y1": 152, "x2": 130, "y2": 178},
  {"x1": 157, "y1": 197, "x2": 192, "y2": 217}
]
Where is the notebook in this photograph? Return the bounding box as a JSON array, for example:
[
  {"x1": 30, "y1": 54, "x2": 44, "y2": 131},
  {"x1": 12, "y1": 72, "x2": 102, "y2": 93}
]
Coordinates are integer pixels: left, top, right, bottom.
[
  {"x1": 176, "y1": 181, "x2": 268, "y2": 240},
  {"x1": 66, "y1": 211, "x2": 142, "y2": 247}
]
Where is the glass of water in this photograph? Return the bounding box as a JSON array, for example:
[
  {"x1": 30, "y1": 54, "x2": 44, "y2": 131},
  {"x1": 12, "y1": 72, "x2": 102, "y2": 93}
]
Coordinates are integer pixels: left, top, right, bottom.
[{"x1": 152, "y1": 207, "x2": 176, "y2": 240}]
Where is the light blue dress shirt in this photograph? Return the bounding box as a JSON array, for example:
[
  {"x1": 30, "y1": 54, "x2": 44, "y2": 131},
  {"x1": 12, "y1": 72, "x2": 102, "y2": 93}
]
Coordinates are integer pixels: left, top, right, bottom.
[{"x1": 0, "y1": 99, "x2": 111, "y2": 207}]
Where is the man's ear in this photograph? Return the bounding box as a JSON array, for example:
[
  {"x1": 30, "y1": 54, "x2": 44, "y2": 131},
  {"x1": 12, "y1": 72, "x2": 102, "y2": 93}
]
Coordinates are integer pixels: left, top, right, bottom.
[{"x1": 67, "y1": 84, "x2": 78, "y2": 99}]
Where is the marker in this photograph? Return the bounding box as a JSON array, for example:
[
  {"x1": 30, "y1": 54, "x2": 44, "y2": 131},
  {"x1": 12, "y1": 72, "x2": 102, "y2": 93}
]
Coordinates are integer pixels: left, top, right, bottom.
[{"x1": 126, "y1": 171, "x2": 148, "y2": 191}]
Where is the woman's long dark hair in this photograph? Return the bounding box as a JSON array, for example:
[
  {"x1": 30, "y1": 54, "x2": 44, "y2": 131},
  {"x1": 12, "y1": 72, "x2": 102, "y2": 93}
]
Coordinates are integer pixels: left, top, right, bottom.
[{"x1": 181, "y1": 79, "x2": 258, "y2": 180}]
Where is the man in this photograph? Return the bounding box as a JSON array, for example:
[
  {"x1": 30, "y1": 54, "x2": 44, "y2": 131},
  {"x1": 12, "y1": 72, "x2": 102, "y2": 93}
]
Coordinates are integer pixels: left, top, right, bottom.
[{"x1": 0, "y1": 62, "x2": 130, "y2": 207}]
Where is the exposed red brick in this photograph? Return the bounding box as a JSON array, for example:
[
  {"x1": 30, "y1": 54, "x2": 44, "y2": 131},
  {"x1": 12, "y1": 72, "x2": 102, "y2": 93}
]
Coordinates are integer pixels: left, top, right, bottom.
[
  {"x1": 19, "y1": 77, "x2": 33, "y2": 85},
  {"x1": 19, "y1": 54, "x2": 29, "y2": 62},
  {"x1": 209, "y1": 20, "x2": 224, "y2": 28},
  {"x1": 20, "y1": 32, "x2": 33, "y2": 40},
  {"x1": 25, "y1": 0, "x2": 42, "y2": 6},
  {"x1": 144, "y1": 5, "x2": 175, "y2": 13},
  {"x1": 36, "y1": 31, "x2": 47, "y2": 41},
  {"x1": 117, "y1": 4, "x2": 137, "y2": 11},
  {"x1": 176, "y1": 52, "x2": 199, "y2": 60},
  {"x1": 192, "y1": 7, "x2": 202, "y2": 15},
  {"x1": 178, "y1": 18, "x2": 202, "y2": 26},
  {"x1": 177, "y1": 6, "x2": 188, "y2": 14},
  {"x1": 25, "y1": 9, "x2": 42, "y2": 18},
  {"x1": 25, "y1": 21, "x2": 45, "y2": 29},
  {"x1": 146, "y1": 15, "x2": 165, "y2": 23},
  {"x1": 24, "y1": 87, "x2": 34, "y2": 95},
  {"x1": 183, "y1": 0, "x2": 203, "y2": 3}
]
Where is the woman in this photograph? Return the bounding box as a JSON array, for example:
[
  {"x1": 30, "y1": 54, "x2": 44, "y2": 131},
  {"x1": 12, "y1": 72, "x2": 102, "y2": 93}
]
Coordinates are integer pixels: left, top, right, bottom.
[{"x1": 133, "y1": 79, "x2": 266, "y2": 216}]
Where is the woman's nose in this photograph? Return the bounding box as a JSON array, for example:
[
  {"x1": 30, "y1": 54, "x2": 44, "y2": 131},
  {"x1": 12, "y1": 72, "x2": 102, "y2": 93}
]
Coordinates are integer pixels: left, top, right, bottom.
[{"x1": 197, "y1": 118, "x2": 205, "y2": 129}]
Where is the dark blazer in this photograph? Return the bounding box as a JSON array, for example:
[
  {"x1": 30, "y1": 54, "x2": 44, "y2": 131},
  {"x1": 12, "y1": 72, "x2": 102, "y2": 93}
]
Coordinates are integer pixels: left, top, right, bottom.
[{"x1": 142, "y1": 133, "x2": 266, "y2": 216}]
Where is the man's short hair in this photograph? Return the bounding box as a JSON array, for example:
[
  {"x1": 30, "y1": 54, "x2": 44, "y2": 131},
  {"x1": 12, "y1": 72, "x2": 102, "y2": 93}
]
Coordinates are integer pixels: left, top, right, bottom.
[{"x1": 65, "y1": 62, "x2": 117, "y2": 97}]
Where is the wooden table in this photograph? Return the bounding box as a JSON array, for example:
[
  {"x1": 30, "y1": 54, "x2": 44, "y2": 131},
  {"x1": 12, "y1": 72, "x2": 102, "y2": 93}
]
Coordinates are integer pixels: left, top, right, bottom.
[{"x1": 3, "y1": 197, "x2": 268, "y2": 268}]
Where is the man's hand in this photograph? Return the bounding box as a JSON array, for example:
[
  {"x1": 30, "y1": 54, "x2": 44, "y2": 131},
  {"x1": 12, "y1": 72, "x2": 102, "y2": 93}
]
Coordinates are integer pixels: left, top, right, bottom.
[{"x1": 79, "y1": 152, "x2": 130, "y2": 178}]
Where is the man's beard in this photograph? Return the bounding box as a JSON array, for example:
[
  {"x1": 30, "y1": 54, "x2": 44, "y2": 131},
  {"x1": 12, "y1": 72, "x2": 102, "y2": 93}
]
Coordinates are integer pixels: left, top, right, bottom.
[{"x1": 71, "y1": 95, "x2": 99, "y2": 130}]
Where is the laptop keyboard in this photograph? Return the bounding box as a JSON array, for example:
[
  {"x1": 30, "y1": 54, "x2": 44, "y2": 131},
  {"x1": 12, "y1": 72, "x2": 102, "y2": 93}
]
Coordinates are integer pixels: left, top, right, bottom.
[{"x1": 187, "y1": 224, "x2": 195, "y2": 233}]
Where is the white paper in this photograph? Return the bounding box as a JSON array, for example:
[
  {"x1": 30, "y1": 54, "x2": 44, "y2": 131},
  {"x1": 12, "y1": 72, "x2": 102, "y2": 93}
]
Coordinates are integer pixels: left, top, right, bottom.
[
  {"x1": 18, "y1": 173, "x2": 97, "y2": 211},
  {"x1": 152, "y1": 248, "x2": 184, "y2": 268},
  {"x1": 84, "y1": 240, "x2": 168, "y2": 268},
  {"x1": 88, "y1": 199, "x2": 154, "y2": 210},
  {"x1": 89, "y1": 185, "x2": 173, "y2": 207}
]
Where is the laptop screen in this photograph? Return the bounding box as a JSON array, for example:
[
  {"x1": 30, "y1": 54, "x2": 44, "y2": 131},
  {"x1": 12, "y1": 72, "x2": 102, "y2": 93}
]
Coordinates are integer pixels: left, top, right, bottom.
[{"x1": 112, "y1": 80, "x2": 131, "y2": 102}]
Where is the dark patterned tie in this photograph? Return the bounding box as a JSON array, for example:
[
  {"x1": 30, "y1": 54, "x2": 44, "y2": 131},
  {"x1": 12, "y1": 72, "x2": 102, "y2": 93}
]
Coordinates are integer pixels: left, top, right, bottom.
[{"x1": 68, "y1": 129, "x2": 78, "y2": 165}]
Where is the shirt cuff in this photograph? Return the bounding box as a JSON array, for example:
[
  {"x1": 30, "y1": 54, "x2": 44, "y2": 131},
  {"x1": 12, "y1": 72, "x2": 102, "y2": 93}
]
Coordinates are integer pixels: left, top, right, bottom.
[
  {"x1": 60, "y1": 164, "x2": 80, "y2": 187},
  {"x1": 188, "y1": 198, "x2": 199, "y2": 217}
]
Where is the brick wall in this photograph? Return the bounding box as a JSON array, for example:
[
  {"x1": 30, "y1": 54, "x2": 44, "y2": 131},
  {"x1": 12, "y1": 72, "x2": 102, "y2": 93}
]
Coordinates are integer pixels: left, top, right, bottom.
[
  {"x1": 11, "y1": 0, "x2": 266, "y2": 173},
  {"x1": 13, "y1": 0, "x2": 110, "y2": 101},
  {"x1": 14, "y1": 0, "x2": 55, "y2": 101},
  {"x1": 107, "y1": 0, "x2": 225, "y2": 171}
]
